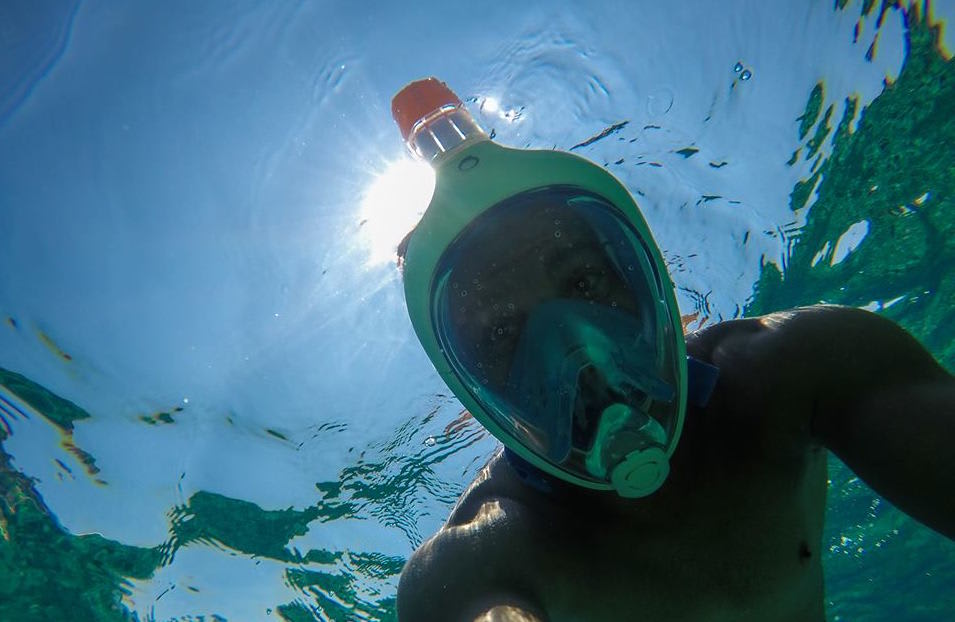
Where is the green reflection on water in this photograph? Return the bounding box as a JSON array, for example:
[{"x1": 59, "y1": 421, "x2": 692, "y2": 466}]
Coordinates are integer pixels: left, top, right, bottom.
[
  {"x1": 749, "y1": 4, "x2": 955, "y2": 370},
  {"x1": 0, "y1": 368, "x2": 403, "y2": 621},
  {"x1": 0, "y1": 371, "x2": 163, "y2": 622},
  {"x1": 0, "y1": 367, "x2": 90, "y2": 432},
  {"x1": 168, "y1": 492, "x2": 325, "y2": 564},
  {"x1": 798, "y1": 82, "x2": 825, "y2": 141}
]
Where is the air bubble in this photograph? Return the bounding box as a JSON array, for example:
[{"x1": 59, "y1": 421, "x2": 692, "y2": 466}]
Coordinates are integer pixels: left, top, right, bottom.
[
  {"x1": 740, "y1": 69, "x2": 752, "y2": 81},
  {"x1": 554, "y1": 230, "x2": 562, "y2": 238},
  {"x1": 734, "y1": 62, "x2": 743, "y2": 73},
  {"x1": 460, "y1": 290, "x2": 468, "y2": 297}
]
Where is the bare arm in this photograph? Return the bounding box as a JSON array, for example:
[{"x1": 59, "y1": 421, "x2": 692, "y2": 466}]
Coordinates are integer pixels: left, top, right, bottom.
[
  {"x1": 471, "y1": 606, "x2": 547, "y2": 621},
  {"x1": 398, "y1": 548, "x2": 546, "y2": 622},
  {"x1": 753, "y1": 306, "x2": 955, "y2": 539},
  {"x1": 397, "y1": 494, "x2": 549, "y2": 622},
  {"x1": 821, "y1": 374, "x2": 955, "y2": 538}
]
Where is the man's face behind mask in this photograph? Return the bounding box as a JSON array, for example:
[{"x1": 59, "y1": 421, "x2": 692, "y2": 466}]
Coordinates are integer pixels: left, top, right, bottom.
[
  {"x1": 446, "y1": 204, "x2": 640, "y2": 390},
  {"x1": 426, "y1": 186, "x2": 686, "y2": 496}
]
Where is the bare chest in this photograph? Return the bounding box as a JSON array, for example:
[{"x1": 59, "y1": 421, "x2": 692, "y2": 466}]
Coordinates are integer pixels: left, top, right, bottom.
[
  {"x1": 504, "y1": 453, "x2": 829, "y2": 621},
  {"x1": 535, "y1": 511, "x2": 825, "y2": 621}
]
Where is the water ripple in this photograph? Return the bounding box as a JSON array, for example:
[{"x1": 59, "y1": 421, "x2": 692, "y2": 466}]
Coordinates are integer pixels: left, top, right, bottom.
[
  {"x1": 475, "y1": 23, "x2": 622, "y2": 149},
  {"x1": 0, "y1": 0, "x2": 80, "y2": 126}
]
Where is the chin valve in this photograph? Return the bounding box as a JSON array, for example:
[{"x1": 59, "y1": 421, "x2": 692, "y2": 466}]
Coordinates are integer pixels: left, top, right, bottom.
[{"x1": 610, "y1": 446, "x2": 669, "y2": 498}]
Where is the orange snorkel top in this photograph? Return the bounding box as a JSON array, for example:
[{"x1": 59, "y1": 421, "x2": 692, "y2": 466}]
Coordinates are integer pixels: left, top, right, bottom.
[{"x1": 391, "y1": 77, "x2": 463, "y2": 141}]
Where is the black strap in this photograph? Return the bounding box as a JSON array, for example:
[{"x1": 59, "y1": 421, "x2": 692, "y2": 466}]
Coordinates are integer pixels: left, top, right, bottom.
[
  {"x1": 687, "y1": 356, "x2": 720, "y2": 407},
  {"x1": 503, "y1": 447, "x2": 556, "y2": 494}
]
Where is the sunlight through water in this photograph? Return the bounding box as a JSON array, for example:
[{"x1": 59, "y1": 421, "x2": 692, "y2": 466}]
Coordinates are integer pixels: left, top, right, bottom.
[{"x1": 358, "y1": 159, "x2": 435, "y2": 266}]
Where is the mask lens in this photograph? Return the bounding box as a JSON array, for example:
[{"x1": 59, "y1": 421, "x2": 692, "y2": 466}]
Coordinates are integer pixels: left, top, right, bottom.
[{"x1": 431, "y1": 185, "x2": 680, "y2": 484}]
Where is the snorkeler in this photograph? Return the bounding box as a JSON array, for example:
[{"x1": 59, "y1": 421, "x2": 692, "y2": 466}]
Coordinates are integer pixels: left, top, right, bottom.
[{"x1": 390, "y1": 79, "x2": 955, "y2": 621}]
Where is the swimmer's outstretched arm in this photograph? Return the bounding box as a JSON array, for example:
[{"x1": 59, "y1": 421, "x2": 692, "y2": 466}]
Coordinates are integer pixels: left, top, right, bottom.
[
  {"x1": 397, "y1": 493, "x2": 549, "y2": 622},
  {"x1": 398, "y1": 543, "x2": 548, "y2": 621},
  {"x1": 751, "y1": 305, "x2": 955, "y2": 540}
]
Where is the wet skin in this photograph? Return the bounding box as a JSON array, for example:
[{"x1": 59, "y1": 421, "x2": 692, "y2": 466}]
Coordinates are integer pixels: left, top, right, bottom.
[{"x1": 397, "y1": 305, "x2": 955, "y2": 621}]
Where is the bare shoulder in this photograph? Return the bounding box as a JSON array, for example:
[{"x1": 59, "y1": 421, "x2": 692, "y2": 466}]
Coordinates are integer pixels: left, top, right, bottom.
[
  {"x1": 689, "y1": 305, "x2": 933, "y2": 370},
  {"x1": 689, "y1": 305, "x2": 871, "y2": 363},
  {"x1": 685, "y1": 305, "x2": 939, "y2": 422},
  {"x1": 397, "y1": 454, "x2": 549, "y2": 622}
]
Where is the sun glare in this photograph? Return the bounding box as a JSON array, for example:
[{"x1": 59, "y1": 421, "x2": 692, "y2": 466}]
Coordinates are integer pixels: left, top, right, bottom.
[
  {"x1": 359, "y1": 159, "x2": 436, "y2": 266},
  {"x1": 482, "y1": 96, "x2": 501, "y2": 114}
]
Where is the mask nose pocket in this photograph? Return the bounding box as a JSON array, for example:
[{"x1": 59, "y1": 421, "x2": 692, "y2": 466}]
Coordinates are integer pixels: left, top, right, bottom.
[
  {"x1": 507, "y1": 341, "x2": 589, "y2": 464},
  {"x1": 505, "y1": 299, "x2": 676, "y2": 466}
]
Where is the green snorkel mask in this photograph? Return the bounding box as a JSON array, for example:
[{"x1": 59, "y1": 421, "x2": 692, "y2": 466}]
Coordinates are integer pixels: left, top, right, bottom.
[{"x1": 393, "y1": 78, "x2": 710, "y2": 498}]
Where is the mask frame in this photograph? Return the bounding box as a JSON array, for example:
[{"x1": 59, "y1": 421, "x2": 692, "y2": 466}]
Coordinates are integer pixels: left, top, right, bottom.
[{"x1": 401, "y1": 139, "x2": 688, "y2": 494}]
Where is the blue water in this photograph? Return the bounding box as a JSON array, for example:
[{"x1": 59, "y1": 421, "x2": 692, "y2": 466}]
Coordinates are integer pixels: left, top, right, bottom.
[{"x1": 1, "y1": 1, "x2": 953, "y2": 620}]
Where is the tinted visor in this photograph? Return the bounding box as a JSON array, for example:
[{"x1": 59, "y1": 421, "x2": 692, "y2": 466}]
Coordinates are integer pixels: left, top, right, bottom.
[{"x1": 431, "y1": 186, "x2": 679, "y2": 481}]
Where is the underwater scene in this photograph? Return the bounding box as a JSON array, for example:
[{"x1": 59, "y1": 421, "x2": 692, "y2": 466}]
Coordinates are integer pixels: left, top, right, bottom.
[{"x1": 1, "y1": 0, "x2": 954, "y2": 620}]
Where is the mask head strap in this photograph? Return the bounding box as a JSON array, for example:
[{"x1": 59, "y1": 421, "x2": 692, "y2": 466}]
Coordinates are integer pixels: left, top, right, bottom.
[
  {"x1": 502, "y1": 447, "x2": 557, "y2": 494},
  {"x1": 687, "y1": 356, "x2": 719, "y2": 407}
]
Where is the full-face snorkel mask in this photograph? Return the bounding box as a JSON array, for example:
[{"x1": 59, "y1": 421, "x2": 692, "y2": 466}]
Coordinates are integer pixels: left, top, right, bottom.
[{"x1": 393, "y1": 78, "x2": 716, "y2": 498}]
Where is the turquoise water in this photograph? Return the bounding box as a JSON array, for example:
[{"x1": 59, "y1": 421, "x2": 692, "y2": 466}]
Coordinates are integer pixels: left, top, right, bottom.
[{"x1": 1, "y1": 1, "x2": 954, "y2": 620}]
